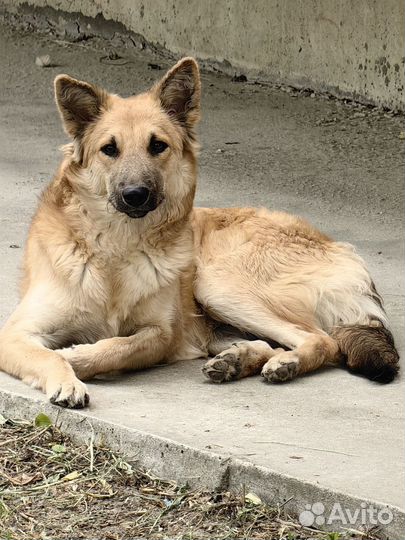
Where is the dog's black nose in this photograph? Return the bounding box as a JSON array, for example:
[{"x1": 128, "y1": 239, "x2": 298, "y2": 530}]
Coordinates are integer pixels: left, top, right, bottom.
[{"x1": 122, "y1": 186, "x2": 150, "y2": 208}]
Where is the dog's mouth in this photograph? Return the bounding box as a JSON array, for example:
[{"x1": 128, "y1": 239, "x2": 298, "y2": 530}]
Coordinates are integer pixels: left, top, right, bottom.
[{"x1": 121, "y1": 208, "x2": 151, "y2": 219}]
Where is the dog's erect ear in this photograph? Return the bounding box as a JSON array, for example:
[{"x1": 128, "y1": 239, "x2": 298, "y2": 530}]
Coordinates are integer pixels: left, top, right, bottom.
[
  {"x1": 154, "y1": 57, "x2": 201, "y2": 132},
  {"x1": 54, "y1": 75, "x2": 109, "y2": 139}
]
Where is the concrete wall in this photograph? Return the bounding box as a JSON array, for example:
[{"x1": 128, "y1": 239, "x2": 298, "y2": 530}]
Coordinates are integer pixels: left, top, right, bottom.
[{"x1": 2, "y1": 0, "x2": 404, "y2": 110}]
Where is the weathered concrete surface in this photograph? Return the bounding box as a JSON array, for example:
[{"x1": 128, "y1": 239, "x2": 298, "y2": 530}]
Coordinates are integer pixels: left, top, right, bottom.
[
  {"x1": 0, "y1": 0, "x2": 404, "y2": 110},
  {"x1": 0, "y1": 23, "x2": 404, "y2": 537}
]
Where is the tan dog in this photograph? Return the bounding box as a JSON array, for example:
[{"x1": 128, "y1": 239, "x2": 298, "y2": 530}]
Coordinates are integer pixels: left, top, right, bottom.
[{"x1": 0, "y1": 58, "x2": 399, "y2": 408}]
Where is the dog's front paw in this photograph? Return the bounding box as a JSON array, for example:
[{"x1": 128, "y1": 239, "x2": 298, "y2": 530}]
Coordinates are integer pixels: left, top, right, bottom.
[
  {"x1": 202, "y1": 353, "x2": 242, "y2": 383},
  {"x1": 261, "y1": 352, "x2": 299, "y2": 383},
  {"x1": 46, "y1": 376, "x2": 89, "y2": 409}
]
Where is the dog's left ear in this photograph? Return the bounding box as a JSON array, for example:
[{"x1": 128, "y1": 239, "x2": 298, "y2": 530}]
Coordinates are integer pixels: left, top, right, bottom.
[{"x1": 154, "y1": 57, "x2": 201, "y2": 133}]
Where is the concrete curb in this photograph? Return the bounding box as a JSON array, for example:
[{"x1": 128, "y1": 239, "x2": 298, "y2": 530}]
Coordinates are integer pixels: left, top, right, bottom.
[{"x1": 1, "y1": 388, "x2": 403, "y2": 539}]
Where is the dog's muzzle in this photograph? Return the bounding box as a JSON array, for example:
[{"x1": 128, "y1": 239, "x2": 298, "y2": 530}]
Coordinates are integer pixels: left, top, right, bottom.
[{"x1": 113, "y1": 185, "x2": 160, "y2": 218}]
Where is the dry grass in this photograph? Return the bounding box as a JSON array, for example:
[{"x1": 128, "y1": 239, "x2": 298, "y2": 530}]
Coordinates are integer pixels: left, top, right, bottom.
[{"x1": 0, "y1": 415, "x2": 382, "y2": 540}]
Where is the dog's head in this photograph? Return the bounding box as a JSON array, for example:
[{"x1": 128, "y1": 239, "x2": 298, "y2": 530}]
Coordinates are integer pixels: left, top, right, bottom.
[{"x1": 54, "y1": 58, "x2": 200, "y2": 220}]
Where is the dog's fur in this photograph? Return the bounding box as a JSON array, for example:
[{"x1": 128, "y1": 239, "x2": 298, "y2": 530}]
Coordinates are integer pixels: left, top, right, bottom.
[{"x1": 0, "y1": 58, "x2": 399, "y2": 408}]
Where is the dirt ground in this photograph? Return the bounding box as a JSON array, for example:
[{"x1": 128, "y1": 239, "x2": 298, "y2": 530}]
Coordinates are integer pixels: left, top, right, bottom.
[{"x1": 0, "y1": 416, "x2": 383, "y2": 540}]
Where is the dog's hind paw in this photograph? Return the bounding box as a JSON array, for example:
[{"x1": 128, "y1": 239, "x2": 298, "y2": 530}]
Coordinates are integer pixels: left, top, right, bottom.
[
  {"x1": 261, "y1": 352, "x2": 299, "y2": 383},
  {"x1": 47, "y1": 378, "x2": 89, "y2": 409},
  {"x1": 202, "y1": 353, "x2": 242, "y2": 383}
]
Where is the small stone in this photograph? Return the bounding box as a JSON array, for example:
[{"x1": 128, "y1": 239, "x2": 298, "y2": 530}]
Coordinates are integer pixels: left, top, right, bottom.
[{"x1": 35, "y1": 55, "x2": 51, "y2": 67}]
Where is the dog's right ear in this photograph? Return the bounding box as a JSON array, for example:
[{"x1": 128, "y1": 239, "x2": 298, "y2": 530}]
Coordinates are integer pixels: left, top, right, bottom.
[{"x1": 54, "y1": 75, "x2": 109, "y2": 139}]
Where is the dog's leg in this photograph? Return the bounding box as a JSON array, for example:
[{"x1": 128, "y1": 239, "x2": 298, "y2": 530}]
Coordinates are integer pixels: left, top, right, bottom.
[
  {"x1": 198, "y1": 282, "x2": 340, "y2": 382},
  {"x1": 57, "y1": 326, "x2": 171, "y2": 380},
  {"x1": 0, "y1": 329, "x2": 89, "y2": 408},
  {"x1": 203, "y1": 323, "x2": 340, "y2": 384},
  {"x1": 261, "y1": 334, "x2": 341, "y2": 382},
  {"x1": 0, "y1": 293, "x2": 89, "y2": 408},
  {"x1": 203, "y1": 334, "x2": 284, "y2": 382},
  {"x1": 225, "y1": 312, "x2": 342, "y2": 382}
]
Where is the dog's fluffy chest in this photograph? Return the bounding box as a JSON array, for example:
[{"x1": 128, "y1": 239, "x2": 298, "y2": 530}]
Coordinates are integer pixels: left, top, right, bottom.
[
  {"x1": 113, "y1": 250, "x2": 176, "y2": 310},
  {"x1": 59, "y1": 218, "x2": 195, "y2": 337},
  {"x1": 81, "y1": 239, "x2": 192, "y2": 330}
]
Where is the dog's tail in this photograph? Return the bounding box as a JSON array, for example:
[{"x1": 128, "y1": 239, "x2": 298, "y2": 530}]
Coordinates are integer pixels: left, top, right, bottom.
[{"x1": 331, "y1": 323, "x2": 400, "y2": 383}]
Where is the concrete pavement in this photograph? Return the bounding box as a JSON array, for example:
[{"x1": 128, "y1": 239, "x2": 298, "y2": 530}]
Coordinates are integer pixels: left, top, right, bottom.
[{"x1": 0, "y1": 22, "x2": 404, "y2": 538}]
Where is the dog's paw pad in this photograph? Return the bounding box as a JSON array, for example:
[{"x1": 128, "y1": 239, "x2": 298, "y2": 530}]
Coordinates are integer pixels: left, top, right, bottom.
[
  {"x1": 261, "y1": 355, "x2": 299, "y2": 383},
  {"x1": 48, "y1": 379, "x2": 90, "y2": 409},
  {"x1": 202, "y1": 353, "x2": 241, "y2": 383}
]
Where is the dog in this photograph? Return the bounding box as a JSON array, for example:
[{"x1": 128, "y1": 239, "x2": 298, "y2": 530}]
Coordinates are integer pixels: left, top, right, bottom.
[{"x1": 0, "y1": 58, "x2": 399, "y2": 408}]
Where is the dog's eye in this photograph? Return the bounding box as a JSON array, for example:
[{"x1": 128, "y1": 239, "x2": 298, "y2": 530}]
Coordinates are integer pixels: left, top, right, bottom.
[
  {"x1": 101, "y1": 141, "x2": 119, "y2": 158},
  {"x1": 149, "y1": 137, "x2": 168, "y2": 156}
]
